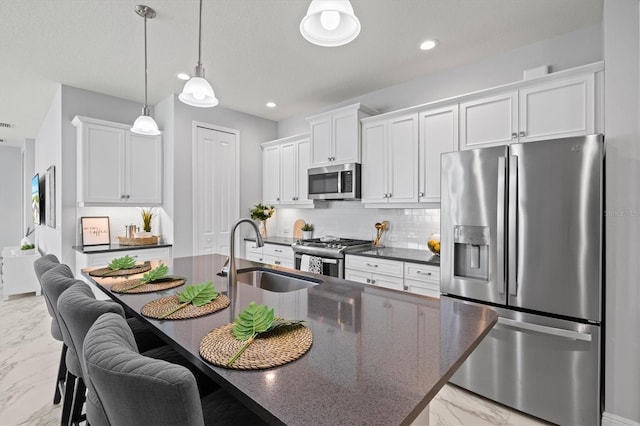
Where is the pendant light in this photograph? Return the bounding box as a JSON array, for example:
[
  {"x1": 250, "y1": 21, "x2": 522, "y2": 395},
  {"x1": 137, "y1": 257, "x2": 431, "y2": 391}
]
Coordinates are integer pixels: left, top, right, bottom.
[
  {"x1": 179, "y1": 0, "x2": 219, "y2": 108},
  {"x1": 131, "y1": 5, "x2": 161, "y2": 136},
  {"x1": 300, "y1": 0, "x2": 361, "y2": 47}
]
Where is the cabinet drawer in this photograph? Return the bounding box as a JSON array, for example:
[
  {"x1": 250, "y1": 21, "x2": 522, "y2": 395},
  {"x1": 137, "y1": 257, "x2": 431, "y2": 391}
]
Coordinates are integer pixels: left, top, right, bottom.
[
  {"x1": 245, "y1": 241, "x2": 263, "y2": 254},
  {"x1": 346, "y1": 255, "x2": 403, "y2": 277},
  {"x1": 372, "y1": 273, "x2": 404, "y2": 291},
  {"x1": 404, "y1": 262, "x2": 439, "y2": 283},
  {"x1": 405, "y1": 279, "x2": 440, "y2": 298},
  {"x1": 263, "y1": 244, "x2": 293, "y2": 258},
  {"x1": 245, "y1": 252, "x2": 264, "y2": 263}
]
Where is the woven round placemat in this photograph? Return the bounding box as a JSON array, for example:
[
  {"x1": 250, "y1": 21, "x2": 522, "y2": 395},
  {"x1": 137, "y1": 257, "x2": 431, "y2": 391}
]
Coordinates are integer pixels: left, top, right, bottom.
[
  {"x1": 111, "y1": 277, "x2": 186, "y2": 294},
  {"x1": 199, "y1": 323, "x2": 312, "y2": 370},
  {"x1": 89, "y1": 263, "x2": 152, "y2": 277},
  {"x1": 141, "y1": 294, "x2": 230, "y2": 320}
]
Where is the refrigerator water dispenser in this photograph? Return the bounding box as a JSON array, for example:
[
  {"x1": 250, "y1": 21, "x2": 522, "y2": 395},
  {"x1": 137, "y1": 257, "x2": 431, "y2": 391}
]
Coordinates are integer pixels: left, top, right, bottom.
[{"x1": 453, "y1": 225, "x2": 490, "y2": 281}]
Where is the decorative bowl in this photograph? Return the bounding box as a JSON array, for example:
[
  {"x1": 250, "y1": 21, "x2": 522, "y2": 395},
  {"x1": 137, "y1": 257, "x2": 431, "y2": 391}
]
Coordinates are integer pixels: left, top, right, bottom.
[{"x1": 427, "y1": 233, "x2": 441, "y2": 256}]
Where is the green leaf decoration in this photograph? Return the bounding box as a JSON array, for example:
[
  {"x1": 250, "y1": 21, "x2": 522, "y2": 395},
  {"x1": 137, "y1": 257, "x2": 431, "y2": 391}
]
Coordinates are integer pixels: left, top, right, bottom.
[
  {"x1": 226, "y1": 302, "x2": 305, "y2": 366},
  {"x1": 108, "y1": 255, "x2": 137, "y2": 271},
  {"x1": 178, "y1": 282, "x2": 218, "y2": 306},
  {"x1": 158, "y1": 282, "x2": 218, "y2": 319},
  {"x1": 140, "y1": 264, "x2": 169, "y2": 284}
]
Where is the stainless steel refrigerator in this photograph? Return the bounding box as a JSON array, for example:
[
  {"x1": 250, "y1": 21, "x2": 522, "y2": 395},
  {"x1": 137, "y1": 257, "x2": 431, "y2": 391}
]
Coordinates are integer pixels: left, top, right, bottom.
[{"x1": 440, "y1": 134, "x2": 604, "y2": 426}]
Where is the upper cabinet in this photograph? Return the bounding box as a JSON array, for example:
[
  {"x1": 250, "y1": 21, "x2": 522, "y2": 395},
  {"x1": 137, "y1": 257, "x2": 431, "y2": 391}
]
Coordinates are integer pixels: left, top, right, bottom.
[
  {"x1": 73, "y1": 116, "x2": 162, "y2": 206},
  {"x1": 361, "y1": 113, "x2": 419, "y2": 204},
  {"x1": 418, "y1": 105, "x2": 458, "y2": 203},
  {"x1": 262, "y1": 134, "x2": 314, "y2": 208},
  {"x1": 307, "y1": 103, "x2": 377, "y2": 168},
  {"x1": 460, "y1": 73, "x2": 596, "y2": 150}
]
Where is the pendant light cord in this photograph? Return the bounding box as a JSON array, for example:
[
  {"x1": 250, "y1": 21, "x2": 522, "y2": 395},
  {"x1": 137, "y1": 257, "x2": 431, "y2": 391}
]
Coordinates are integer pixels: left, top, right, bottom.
[
  {"x1": 197, "y1": 0, "x2": 203, "y2": 68},
  {"x1": 144, "y1": 12, "x2": 148, "y2": 108}
]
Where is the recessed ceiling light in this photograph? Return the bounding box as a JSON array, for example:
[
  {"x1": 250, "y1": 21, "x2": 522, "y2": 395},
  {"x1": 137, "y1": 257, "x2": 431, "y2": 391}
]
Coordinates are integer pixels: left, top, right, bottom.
[
  {"x1": 176, "y1": 73, "x2": 191, "y2": 81},
  {"x1": 266, "y1": 102, "x2": 277, "y2": 108},
  {"x1": 419, "y1": 39, "x2": 439, "y2": 51}
]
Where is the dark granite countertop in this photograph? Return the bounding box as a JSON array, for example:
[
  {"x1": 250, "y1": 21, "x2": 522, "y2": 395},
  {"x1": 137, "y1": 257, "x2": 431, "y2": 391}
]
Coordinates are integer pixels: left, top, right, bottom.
[
  {"x1": 83, "y1": 254, "x2": 495, "y2": 425},
  {"x1": 72, "y1": 243, "x2": 173, "y2": 254},
  {"x1": 244, "y1": 236, "x2": 297, "y2": 246},
  {"x1": 355, "y1": 247, "x2": 440, "y2": 266}
]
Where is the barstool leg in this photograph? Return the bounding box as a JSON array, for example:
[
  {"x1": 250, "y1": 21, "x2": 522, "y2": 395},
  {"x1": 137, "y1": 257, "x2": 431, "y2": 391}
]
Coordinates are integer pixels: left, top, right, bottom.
[
  {"x1": 61, "y1": 371, "x2": 76, "y2": 426},
  {"x1": 54, "y1": 344, "x2": 68, "y2": 404},
  {"x1": 70, "y1": 377, "x2": 87, "y2": 426}
]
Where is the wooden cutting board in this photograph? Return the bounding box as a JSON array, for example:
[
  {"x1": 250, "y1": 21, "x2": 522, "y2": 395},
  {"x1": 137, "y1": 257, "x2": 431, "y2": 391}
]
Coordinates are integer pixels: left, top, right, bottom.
[{"x1": 293, "y1": 219, "x2": 305, "y2": 239}]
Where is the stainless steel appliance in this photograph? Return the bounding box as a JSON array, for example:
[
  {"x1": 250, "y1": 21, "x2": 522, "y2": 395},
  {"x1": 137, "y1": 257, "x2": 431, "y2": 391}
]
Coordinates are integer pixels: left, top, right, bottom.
[
  {"x1": 292, "y1": 237, "x2": 373, "y2": 278},
  {"x1": 308, "y1": 163, "x2": 361, "y2": 200},
  {"x1": 440, "y1": 134, "x2": 604, "y2": 426}
]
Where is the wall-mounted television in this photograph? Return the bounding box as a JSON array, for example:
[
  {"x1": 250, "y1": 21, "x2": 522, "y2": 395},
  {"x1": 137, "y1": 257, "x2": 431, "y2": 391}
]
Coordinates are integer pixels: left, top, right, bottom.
[{"x1": 31, "y1": 173, "x2": 44, "y2": 225}]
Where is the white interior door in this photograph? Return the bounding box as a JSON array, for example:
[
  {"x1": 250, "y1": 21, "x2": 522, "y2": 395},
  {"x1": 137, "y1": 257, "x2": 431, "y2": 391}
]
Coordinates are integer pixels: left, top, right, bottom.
[{"x1": 193, "y1": 124, "x2": 239, "y2": 256}]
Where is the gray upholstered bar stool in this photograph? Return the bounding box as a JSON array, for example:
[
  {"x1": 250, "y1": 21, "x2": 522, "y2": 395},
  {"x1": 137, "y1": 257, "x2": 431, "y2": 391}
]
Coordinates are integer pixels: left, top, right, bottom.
[
  {"x1": 57, "y1": 281, "x2": 219, "y2": 426},
  {"x1": 33, "y1": 254, "x2": 67, "y2": 405},
  {"x1": 84, "y1": 313, "x2": 266, "y2": 426},
  {"x1": 39, "y1": 264, "x2": 81, "y2": 426}
]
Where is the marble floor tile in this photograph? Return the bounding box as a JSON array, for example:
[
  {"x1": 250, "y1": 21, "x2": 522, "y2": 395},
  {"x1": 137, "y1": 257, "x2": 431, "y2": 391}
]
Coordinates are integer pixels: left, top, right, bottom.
[{"x1": 0, "y1": 290, "x2": 550, "y2": 426}]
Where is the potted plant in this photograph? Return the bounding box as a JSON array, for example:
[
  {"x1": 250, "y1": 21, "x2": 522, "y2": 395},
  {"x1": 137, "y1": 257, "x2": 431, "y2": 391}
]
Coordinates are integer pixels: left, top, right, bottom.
[
  {"x1": 301, "y1": 223, "x2": 314, "y2": 240},
  {"x1": 140, "y1": 208, "x2": 154, "y2": 236},
  {"x1": 250, "y1": 203, "x2": 275, "y2": 238}
]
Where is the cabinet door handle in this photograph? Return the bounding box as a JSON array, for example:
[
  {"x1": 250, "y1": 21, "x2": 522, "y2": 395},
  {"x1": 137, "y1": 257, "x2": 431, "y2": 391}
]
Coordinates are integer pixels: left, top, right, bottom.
[
  {"x1": 274, "y1": 249, "x2": 282, "y2": 253},
  {"x1": 275, "y1": 260, "x2": 281, "y2": 265},
  {"x1": 403, "y1": 285, "x2": 409, "y2": 291},
  {"x1": 511, "y1": 132, "x2": 518, "y2": 139},
  {"x1": 371, "y1": 279, "x2": 376, "y2": 284},
  {"x1": 519, "y1": 131, "x2": 526, "y2": 137},
  {"x1": 366, "y1": 278, "x2": 371, "y2": 283},
  {"x1": 366, "y1": 263, "x2": 378, "y2": 268},
  {"x1": 418, "y1": 192, "x2": 424, "y2": 197},
  {"x1": 121, "y1": 195, "x2": 126, "y2": 199},
  {"x1": 417, "y1": 271, "x2": 432, "y2": 276},
  {"x1": 259, "y1": 258, "x2": 263, "y2": 261},
  {"x1": 276, "y1": 197, "x2": 280, "y2": 201}
]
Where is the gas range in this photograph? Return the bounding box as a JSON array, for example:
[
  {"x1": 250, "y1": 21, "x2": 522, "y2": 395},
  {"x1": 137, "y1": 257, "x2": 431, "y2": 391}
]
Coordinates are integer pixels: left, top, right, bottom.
[{"x1": 291, "y1": 237, "x2": 373, "y2": 259}]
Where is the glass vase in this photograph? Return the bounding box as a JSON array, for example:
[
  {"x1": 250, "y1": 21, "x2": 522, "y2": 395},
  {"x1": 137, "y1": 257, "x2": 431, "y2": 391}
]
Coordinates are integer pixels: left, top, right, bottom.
[{"x1": 260, "y1": 220, "x2": 268, "y2": 238}]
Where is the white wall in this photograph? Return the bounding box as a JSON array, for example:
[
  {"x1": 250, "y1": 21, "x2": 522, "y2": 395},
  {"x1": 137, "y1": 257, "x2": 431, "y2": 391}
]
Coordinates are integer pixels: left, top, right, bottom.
[
  {"x1": 0, "y1": 145, "x2": 23, "y2": 249},
  {"x1": 159, "y1": 94, "x2": 277, "y2": 258},
  {"x1": 278, "y1": 24, "x2": 603, "y2": 138},
  {"x1": 22, "y1": 139, "x2": 35, "y2": 234},
  {"x1": 33, "y1": 86, "x2": 62, "y2": 258},
  {"x1": 603, "y1": 0, "x2": 640, "y2": 424}
]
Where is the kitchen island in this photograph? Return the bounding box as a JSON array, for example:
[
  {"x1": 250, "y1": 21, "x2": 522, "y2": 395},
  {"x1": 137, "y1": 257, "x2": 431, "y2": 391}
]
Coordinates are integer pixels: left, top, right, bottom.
[{"x1": 83, "y1": 254, "x2": 496, "y2": 425}]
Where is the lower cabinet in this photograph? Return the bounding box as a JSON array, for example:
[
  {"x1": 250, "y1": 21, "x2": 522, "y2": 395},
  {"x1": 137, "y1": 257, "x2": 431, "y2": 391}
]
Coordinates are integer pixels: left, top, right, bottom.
[
  {"x1": 345, "y1": 254, "x2": 440, "y2": 298},
  {"x1": 1, "y1": 247, "x2": 41, "y2": 300},
  {"x1": 244, "y1": 242, "x2": 294, "y2": 269}
]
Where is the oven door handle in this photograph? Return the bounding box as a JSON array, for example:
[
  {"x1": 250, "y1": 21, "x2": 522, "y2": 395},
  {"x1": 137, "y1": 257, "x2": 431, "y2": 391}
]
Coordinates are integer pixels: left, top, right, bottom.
[{"x1": 294, "y1": 253, "x2": 339, "y2": 265}]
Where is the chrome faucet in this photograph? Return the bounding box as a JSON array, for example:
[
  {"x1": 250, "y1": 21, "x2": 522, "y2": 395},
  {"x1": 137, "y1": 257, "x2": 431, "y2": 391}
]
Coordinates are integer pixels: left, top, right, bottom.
[{"x1": 228, "y1": 218, "x2": 264, "y2": 291}]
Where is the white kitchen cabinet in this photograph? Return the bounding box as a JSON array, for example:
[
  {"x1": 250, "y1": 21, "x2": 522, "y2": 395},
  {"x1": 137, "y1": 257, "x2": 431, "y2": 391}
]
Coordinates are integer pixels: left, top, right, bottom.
[
  {"x1": 361, "y1": 113, "x2": 419, "y2": 204},
  {"x1": 262, "y1": 135, "x2": 313, "y2": 207},
  {"x1": 2, "y1": 247, "x2": 41, "y2": 300},
  {"x1": 518, "y1": 74, "x2": 595, "y2": 142},
  {"x1": 345, "y1": 255, "x2": 404, "y2": 291},
  {"x1": 459, "y1": 91, "x2": 519, "y2": 150},
  {"x1": 262, "y1": 144, "x2": 281, "y2": 205},
  {"x1": 243, "y1": 241, "x2": 294, "y2": 269},
  {"x1": 307, "y1": 103, "x2": 376, "y2": 168},
  {"x1": 73, "y1": 116, "x2": 162, "y2": 206},
  {"x1": 459, "y1": 73, "x2": 596, "y2": 150},
  {"x1": 418, "y1": 105, "x2": 458, "y2": 203},
  {"x1": 404, "y1": 262, "x2": 440, "y2": 298},
  {"x1": 346, "y1": 254, "x2": 441, "y2": 297}
]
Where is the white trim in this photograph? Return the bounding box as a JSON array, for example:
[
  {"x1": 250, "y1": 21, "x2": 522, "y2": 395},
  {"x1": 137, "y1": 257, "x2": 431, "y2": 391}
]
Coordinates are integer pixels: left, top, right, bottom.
[
  {"x1": 191, "y1": 121, "x2": 240, "y2": 256},
  {"x1": 602, "y1": 412, "x2": 640, "y2": 426}
]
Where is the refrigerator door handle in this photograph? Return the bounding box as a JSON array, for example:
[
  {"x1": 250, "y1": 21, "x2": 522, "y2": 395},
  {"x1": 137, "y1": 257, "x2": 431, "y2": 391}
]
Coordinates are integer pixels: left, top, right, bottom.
[
  {"x1": 497, "y1": 156, "x2": 506, "y2": 294},
  {"x1": 508, "y1": 155, "x2": 518, "y2": 297},
  {"x1": 498, "y1": 317, "x2": 592, "y2": 342}
]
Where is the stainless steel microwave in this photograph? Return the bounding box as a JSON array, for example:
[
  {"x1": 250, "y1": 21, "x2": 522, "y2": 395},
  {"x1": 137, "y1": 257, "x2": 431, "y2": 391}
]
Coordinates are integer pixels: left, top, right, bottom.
[{"x1": 308, "y1": 163, "x2": 361, "y2": 200}]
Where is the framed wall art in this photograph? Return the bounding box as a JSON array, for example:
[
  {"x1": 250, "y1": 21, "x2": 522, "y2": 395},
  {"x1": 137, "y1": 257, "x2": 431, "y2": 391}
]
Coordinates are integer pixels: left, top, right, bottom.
[
  {"x1": 46, "y1": 165, "x2": 55, "y2": 228},
  {"x1": 81, "y1": 216, "x2": 110, "y2": 246}
]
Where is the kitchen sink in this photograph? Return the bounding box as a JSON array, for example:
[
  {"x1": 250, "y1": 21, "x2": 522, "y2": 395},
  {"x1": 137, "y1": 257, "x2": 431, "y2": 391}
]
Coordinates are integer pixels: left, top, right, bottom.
[{"x1": 235, "y1": 268, "x2": 323, "y2": 293}]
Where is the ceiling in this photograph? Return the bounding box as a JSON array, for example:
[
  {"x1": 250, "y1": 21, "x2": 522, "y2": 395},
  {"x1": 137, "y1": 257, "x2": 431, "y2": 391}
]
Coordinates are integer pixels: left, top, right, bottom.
[{"x1": 0, "y1": 0, "x2": 602, "y2": 147}]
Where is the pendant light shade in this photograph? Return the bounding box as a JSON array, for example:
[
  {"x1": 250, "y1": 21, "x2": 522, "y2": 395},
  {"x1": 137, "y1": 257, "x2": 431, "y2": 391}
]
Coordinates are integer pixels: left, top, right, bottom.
[
  {"x1": 131, "y1": 5, "x2": 161, "y2": 136},
  {"x1": 300, "y1": 0, "x2": 361, "y2": 47},
  {"x1": 179, "y1": 0, "x2": 218, "y2": 108}
]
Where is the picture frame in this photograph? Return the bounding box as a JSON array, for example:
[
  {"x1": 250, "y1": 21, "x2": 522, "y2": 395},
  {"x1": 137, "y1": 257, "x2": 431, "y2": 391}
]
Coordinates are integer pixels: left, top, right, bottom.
[
  {"x1": 46, "y1": 165, "x2": 56, "y2": 228},
  {"x1": 81, "y1": 216, "x2": 110, "y2": 246}
]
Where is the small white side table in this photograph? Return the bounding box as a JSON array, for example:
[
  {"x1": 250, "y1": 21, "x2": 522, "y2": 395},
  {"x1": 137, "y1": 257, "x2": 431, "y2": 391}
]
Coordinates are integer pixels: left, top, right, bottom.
[{"x1": 2, "y1": 246, "x2": 42, "y2": 300}]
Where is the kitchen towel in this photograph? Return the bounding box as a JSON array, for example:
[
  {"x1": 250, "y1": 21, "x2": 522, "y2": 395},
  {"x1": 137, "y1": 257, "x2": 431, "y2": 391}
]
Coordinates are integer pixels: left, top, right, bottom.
[{"x1": 300, "y1": 255, "x2": 322, "y2": 274}]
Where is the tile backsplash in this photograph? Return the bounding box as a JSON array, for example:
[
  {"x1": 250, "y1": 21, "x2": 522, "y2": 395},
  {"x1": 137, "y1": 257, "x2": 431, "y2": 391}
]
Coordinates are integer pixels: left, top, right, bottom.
[{"x1": 271, "y1": 201, "x2": 440, "y2": 250}]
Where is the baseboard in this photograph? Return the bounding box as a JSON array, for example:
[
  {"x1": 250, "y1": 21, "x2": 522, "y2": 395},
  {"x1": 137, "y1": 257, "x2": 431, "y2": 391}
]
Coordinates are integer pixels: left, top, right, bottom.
[{"x1": 602, "y1": 412, "x2": 640, "y2": 426}]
